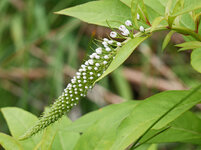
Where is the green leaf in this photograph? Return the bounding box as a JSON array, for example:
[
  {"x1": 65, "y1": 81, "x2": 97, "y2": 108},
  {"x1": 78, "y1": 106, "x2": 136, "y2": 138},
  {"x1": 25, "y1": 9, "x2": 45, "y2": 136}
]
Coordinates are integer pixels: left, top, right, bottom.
[
  {"x1": 51, "y1": 118, "x2": 80, "y2": 150},
  {"x1": 0, "y1": 133, "x2": 23, "y2": 150},
  {"x1": 172, "y1": 0, "x2": 184, "y2": 15},
  {"x1": 165, "y1": 0, "x2": 173, "y2": 17},
  {"x1": 110, "y1": 86, "x2": 201, "y2": 150},
  {"x1": 172, "y1": 0, "x2": 201, "y2": 17},
  {"x1": 176, "y1": 41, "x2": 201, "y2": 51},
  {"x1": 1, "y1": 107, "x2": 42, "y2": 150},
  {"x1": 131, "y1": 0, "x2": 139, "y2": 28},
  {"x1": 73, "y1": 101, "x2": 139, "y2": 150},
  {"x1": 69, "y1": 87, "x2": 201, "y2": 150},
  {"x1": 140, "y1": 111, "x2": 201, "y2": 145},
  {"x1": 138, "y1": 0, "x2": 149, "y2": 24},
  {"x1": 191, "y1": 48, "x2": 201, "y2": 73},
  {"x1": 56, "y1": 0, "x2": 131, "y2": 28},
  {"x1": 62, "y1": 101, "x2": 139, "y2": 133},
  {"x1": 121, "y1": 0, "x2": 201, "y2": 24},
  {"x1": 111, "y1": 67, "x2": 133, "y2": 100},
  {"x1": 121, "y1": 0, "x2": 166, "y2": 21},
  {"x1": 51, "y1": 130, "x2": 80, "y2": 150},
  {"x1": 135, "y1": 144, "x2": 157, "y2": 150},
  {"x1": 162, "y1": 30, "x2": 175, "y2": 51},
  {"x1": 96, "y1": 36, "x2": 148, "y2": 82},
  {"x1": 150, "y1": 16, "x2": 165, "y2": 32}
]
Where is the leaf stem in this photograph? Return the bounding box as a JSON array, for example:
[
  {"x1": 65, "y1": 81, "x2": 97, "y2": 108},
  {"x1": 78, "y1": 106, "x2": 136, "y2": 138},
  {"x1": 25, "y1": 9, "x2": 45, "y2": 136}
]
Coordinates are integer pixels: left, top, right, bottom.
[{"x1": 133, "y1": 25, "x2": 201, "y2": 41}]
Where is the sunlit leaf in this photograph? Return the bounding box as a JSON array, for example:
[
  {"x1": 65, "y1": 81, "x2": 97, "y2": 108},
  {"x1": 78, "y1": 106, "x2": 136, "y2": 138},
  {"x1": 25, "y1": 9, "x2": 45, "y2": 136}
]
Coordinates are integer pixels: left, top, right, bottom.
[
  {"x1": 56, "y1": 0, "x2": 131, "y2": 28},
  {"x1": 1, "y1": 107, "x2": 42, "y2": 150},
  {"x1": 191, "y1": 48, "x2": 201, "y2": 73},
  {"x1": 176, "y1": 41, "x2": 201, "y2": 51},
  {"x1": 162, "y1": 30, "x2": 175, "y2": 51},
  {"x1": 0, "y1": 133, "x2": 23, "y2": 150}
]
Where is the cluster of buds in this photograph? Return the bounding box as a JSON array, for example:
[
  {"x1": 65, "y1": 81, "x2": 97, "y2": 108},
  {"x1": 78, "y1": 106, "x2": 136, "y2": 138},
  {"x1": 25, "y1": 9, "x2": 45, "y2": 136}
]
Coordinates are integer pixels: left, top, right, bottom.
[
  {"x1": 20, "y1": 18, "x2": 146, "y2": 140},
  {"x1": 109, "y1": 15, "x2": 145, "y2": 39},
  {"x1": 110, "y1": 20, "x2": 133, "y2": 38}
]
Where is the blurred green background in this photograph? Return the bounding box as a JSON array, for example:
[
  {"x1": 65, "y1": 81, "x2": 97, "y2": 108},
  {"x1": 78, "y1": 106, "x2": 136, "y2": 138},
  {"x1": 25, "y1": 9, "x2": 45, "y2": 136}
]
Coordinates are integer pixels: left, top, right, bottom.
[{"x1": 0, "y1": 0, "x2": 201, "y2": 149}]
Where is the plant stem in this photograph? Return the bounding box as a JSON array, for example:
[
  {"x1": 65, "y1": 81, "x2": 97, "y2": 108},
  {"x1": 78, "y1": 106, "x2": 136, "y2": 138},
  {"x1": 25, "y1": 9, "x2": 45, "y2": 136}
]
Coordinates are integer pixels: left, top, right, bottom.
[{"x1": 134, "y1": 25, "x2": 201, "y2": 41}]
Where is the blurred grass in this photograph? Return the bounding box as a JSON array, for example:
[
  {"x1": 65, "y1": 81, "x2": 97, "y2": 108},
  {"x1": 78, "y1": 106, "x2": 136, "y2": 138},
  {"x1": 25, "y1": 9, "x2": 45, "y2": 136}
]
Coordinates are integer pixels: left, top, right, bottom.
[{"x1": 0, "y1": 1, "x2": 201, "y2": 150}]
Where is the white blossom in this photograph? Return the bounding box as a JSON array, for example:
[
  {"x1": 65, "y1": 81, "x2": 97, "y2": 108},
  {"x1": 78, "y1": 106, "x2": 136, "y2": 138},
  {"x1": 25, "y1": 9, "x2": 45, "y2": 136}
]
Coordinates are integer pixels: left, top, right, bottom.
[
  {"x1": 103, "y1": 61, "x2": 107, "y2": 64},
  {"x1": 137, "y1": 13, "x2": 140, "y2": 20},
  {"x1": 102, "y1": 41, "x2": 108, "y2": 47},
  {"x1": 139, "y1": 26, "x2": 145, "y2": 32},
  {"x1": 96, "y1": 47, "x2": 102, "y2": 54},
  {"x1": 122, "y1": 29, "x2": 130, "y2": 36},
  {"x1": 117, "y1": 42, "x2": 122, "y2": 46},
  {"x1": 95, "y1": 55, "x2": 100, "y2": 59},
  {"x1": 103, "y1": 38, "x2": 109, "y2": 42},
  {"x1": 125, "y1": 20, "x2": 132, "y2": 26},
  {"x1": 88, "y1": 59, "x2": 94, "y2": 65},
  {"x1": 104, "y1": 55, "x2": 109, "y2": 59},
  {"x1": 119, "y1": 25, "x2": 127, "y2": 31},
  {"x1": 106, "y1": 47, "x2": 111, "y2": 52},
  {"x1": 110, "y1": 31, "x2": 117, "y2": 38},
  {"x1": 108, "y1": 40, "x2": 113, "y2": 44}
]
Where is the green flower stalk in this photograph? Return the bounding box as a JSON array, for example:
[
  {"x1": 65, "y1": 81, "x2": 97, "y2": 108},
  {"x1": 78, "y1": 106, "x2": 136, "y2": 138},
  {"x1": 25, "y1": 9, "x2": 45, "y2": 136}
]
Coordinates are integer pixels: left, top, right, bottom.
[{"x1": 19, "y1": 20, "x2": 140, "y2": 140}]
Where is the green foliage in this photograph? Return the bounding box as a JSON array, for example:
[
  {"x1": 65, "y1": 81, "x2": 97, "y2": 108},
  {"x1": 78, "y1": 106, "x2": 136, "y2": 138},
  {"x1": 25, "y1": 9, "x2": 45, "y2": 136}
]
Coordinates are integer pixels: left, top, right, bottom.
[
  {"x1": 1, "y1": 87, "x2": 201, "y2": 149},
  {"x1": 56, "y1": 0, "x2": 132, "y2": 28},
  {"x1": 111, "y1": 67, "x2": 133, "y2": 100},
  {"x1": 176, "y1": 41, "x2": 201, "y2": 51},
  {"x1": 0, "y1": 107, "x2": 80, "y2": 150},
  {"x1": 1, "y1": 0, "x2": 201, "y2": 149},
  {"x1": 141, "y1": 111, "x2": 201, "y2": 145},
  {"x1": 162, "y1": 30, "x2": 175, "y2": 51},
  {"x1": 1, "y1": 107, "x2": 42, "y2": 149},
  {"x1": 0, "y1": 133, "x2": 22, "y2": 150},
  {"x1": 191, "y1": 48, "x2": 201, "y2": 73}
]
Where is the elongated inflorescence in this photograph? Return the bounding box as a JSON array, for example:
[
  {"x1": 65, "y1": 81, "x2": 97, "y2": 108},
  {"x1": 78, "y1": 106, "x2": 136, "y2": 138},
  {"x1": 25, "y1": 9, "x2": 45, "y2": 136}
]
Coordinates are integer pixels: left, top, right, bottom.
[{"x1": 20, "y1": 19, "x2": 146, "y2": 140}]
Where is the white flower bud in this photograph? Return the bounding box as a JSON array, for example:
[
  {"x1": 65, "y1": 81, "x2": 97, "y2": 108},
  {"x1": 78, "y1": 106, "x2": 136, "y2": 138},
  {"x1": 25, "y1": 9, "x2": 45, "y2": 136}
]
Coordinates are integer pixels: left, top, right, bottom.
[
  {"x1": 104, "y1": 55, "x2": 109, "y2": 59},
  {"x1": 102, "y1": 41, "x2": 108, "y2": 47},
  {"x1": 103, "y1": 61, "x2": 107, "y2": 64},
  {"x1": 81, "y1": 65, "x2": 86, "y2": 68},
  {"x1": 85, "y1": 61, "x2": 89, "y2": 65},
  {"x1": 119, "y1": 25, "x2": 127, "y2": 31},
  {"x1": 103, "y1": 38, "x2": 109, "y2": 42},
  {"x1": 96, "y1": 47, "x2": 102, "y2": 54},
  {"x1": 88, "y1": 59, "x2": 94, "y2": 65},
  {"x1": 90, "y1": 54, "x2": 94, "y2": 59},
  {"x1": 137, "y1": 13, "x2": 140, "y2": 20},
  {"x1": 122, "y1": 29, "x2": 130, "y2": 36},
  {"x1": 108, "y1": 40, "x2": 113, "y2": 44},
  {"x1": 95, "y1": 55, "x2": 100, "y2": 59},
  {"x1": 110, "y1": 31, "x2": 117, "y2": 38},
  {"x1": 125, "y1": 20, "x2": 132, "y2": 26},
  {"x1": 139, "y1": 26, "x2": 145, "y2": 32},
  {"x1": 117, "y1": 42, "x2": 122, "y2": 46},
  {"x1": 76, "y1": 72, "x2": 81, "y2": 76},
  {"x1": 106, "y1": 47, "x2": 111, "y2": 52}
]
